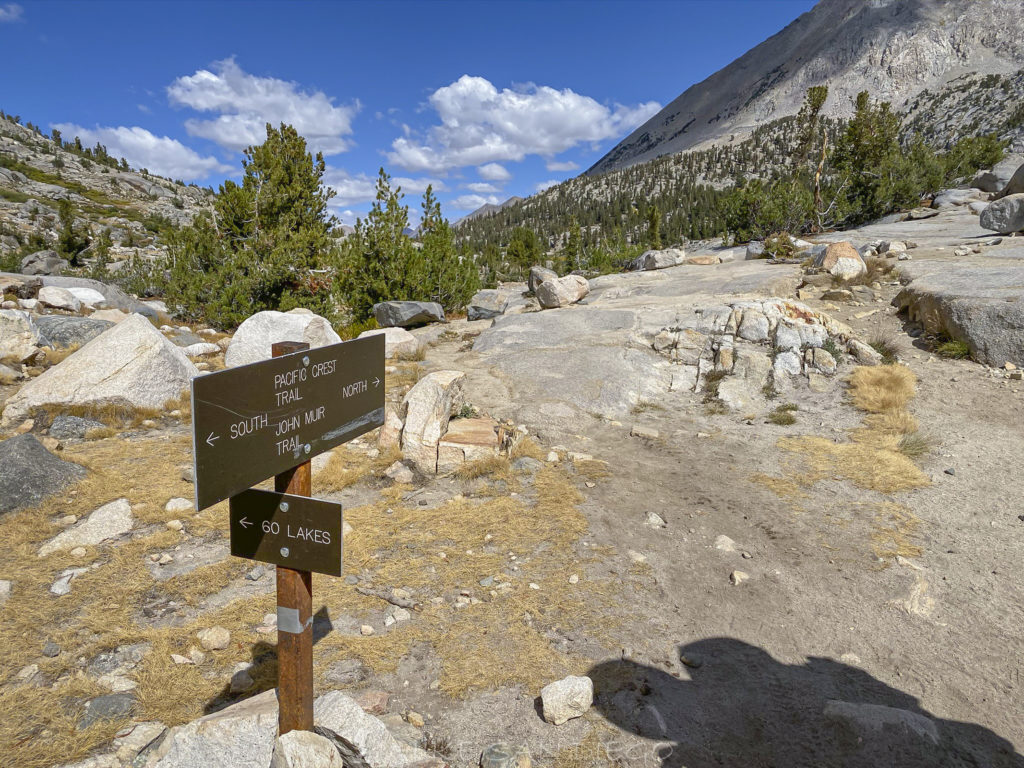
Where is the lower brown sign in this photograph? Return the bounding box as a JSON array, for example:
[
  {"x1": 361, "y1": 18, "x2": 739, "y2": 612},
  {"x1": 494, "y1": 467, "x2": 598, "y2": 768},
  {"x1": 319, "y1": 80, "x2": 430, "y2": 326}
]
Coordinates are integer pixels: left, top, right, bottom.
[{"x1": 228, "y1": 489, "x2": 343, "y2": 577}]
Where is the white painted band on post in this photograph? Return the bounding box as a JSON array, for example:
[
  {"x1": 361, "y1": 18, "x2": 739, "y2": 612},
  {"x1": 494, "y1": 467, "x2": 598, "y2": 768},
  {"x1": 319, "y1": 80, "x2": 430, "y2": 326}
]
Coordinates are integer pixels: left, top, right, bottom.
[{"x1": 277, "y1": 606, "x2": 314, "y2": 635}]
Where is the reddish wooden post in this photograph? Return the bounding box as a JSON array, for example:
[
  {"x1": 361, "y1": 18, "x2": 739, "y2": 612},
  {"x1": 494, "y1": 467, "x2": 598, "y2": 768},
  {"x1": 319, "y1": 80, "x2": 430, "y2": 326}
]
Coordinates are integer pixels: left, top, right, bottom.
[{"x1": 271, "y1": 340, "x2": 314, "y2": 734}]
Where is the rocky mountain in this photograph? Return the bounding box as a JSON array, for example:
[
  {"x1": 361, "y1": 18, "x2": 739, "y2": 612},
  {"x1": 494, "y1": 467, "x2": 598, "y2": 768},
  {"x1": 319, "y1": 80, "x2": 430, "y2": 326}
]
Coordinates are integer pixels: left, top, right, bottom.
[
  {"x1": 589, "y1": 0, "x2": 1024, "y2": 175},
  {"x1": 456, "y1": 196, "x2": 524, "y2": 226},
  {"x1": 0, "y1": 114, "x2": 212, "y2": 271}
]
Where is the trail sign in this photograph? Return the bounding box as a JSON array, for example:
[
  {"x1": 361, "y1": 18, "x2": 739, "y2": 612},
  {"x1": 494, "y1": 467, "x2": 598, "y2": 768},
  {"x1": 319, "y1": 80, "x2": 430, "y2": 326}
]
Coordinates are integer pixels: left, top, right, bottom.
[
  {"x1": 229, "y1": 489, "x2": 343, "y2": 577},
  {"x1": 191, "y1": 334, "x2": 385, "y2": 510}
]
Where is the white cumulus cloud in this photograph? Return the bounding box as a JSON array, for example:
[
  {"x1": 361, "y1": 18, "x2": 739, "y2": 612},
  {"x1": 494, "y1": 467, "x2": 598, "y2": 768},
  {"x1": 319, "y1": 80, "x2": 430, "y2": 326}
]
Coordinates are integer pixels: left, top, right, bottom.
[
  {"x1": 450, "y1": 193, "x2": 501, "y2": 211},
  {"x1": 168, "y1": 58, "x2": 359, "y2": 156},
  {"x1": 0, "y1": 3, "x2": 23, "y2": 22},
  {"x1": 477, "y1": 163, "x2": 511, "y2": 182},
  {"x1": 535, "y1": 179, "x2": 560, "y2": 192},
  {"x1": 546, "y1": 160, "x2": 579, "y2": 172},
  {"x1": 387, "y1": 75, "x2": 660, "y2": 173},
  {"x1": 52, "y1": 123, "x2": 232, "y2": 180},
  {"x1": 466, "y1": 182, "x2": 499, "y2": 194},
  {"x1": 323, "y1": 168, "x2": 445, "y2": 208}
]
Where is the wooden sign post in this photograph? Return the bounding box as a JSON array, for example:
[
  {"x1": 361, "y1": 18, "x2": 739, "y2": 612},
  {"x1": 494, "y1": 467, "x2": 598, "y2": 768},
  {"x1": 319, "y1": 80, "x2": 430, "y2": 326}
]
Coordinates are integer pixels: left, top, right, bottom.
[
  {"x1": 189, "y1": 334, "x2": 385, "y2": 736},
  {"x1": 272, "y1": 340, "x2": 314, "y2": 735}
]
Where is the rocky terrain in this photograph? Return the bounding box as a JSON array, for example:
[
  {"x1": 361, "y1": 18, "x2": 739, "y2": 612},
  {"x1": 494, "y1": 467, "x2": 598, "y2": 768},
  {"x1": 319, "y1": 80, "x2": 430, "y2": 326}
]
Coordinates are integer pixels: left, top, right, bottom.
[
  {"x1": 0, "y1": 115, "x2": 211, "y2": 270},
  {"x1": 589, "y1": 0, "x2": 1024, "y2": 175},
  {"x1": 1, "y1": 152, "x2": 1024, "y2": 767}
]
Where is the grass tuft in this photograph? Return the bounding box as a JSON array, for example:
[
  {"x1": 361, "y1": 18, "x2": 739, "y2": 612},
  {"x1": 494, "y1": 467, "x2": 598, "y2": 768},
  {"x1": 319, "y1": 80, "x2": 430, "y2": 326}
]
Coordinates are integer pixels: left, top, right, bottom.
[
  {"x1": 935, "y1": 337, "x2": 971, "y2": 360},
  {"x1": 768, "y1": 403, "x2": 798, "y2": 425},
  {"x1": 868, "y1": 334, "x2": 899, "y2": 365},
  {"x1": 848, "y1": 364, "x2": 916, "y2": 414}
]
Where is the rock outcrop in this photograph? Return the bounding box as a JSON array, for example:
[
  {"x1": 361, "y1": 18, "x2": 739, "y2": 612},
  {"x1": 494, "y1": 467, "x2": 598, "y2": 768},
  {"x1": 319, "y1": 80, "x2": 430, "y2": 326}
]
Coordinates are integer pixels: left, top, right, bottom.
[
  {"x1": 1, "y1": 314, "x2": 198, "y2": 425},
  {"x1": 813, "y1": 242, "x2": 866, "y2": 281},
  {"x1": 400, "y1": 371, "x2": 466, "y2": 473},
  {"x1": 629, "y1": 248, "x2": 685, "y2": 271}
]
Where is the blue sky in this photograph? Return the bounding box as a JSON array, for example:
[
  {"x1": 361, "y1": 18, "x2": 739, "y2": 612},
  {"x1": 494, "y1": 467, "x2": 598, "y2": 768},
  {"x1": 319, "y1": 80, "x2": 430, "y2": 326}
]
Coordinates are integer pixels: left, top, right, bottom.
[{"x1": 0, "y1": 0, "x2": 816, "y2": 223}]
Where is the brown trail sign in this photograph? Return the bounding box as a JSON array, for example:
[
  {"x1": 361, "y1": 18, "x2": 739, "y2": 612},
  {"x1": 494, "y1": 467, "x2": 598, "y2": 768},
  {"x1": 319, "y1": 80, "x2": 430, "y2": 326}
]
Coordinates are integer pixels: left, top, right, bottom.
[
  {"x1": 189, "y1": 335, "x2": 386, "y2": 735},
  {"x1": 190, "y1": 333, "x2": 385, "y2": 511},
  {"x1": 229, "y1": 489, "x2": 343, "y2": 576}
]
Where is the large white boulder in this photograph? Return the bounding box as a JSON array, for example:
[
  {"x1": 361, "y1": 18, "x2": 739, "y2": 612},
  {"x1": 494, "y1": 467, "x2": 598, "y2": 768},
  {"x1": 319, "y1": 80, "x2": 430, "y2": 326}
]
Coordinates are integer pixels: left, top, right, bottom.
[
  {"x1": 141, "y1": 689, "x2": 279, "y2": 768},
  {"x1": 400, "y1": 370, "x2": 466, "y2": 473},
  {"x1": 357, "y1": 327, "x2": 419, "y2": 359},
  {"x1": 65, "y1": 286, "x2": 107, "y2": 308},
  {"x1": 314, "y1": 690, "x2": 436, "y2": 768},
  {"x1": 813, "y1": 241, "x2": 866, "y2": 281},
  {"x1": 37, "y1": 285, "x2": 81, "y2": 312},
  {"x1": 1, "y1": 314, "x2": 198, "y2": 426},
  {"x1": 224, "y1": 309, "x2": 341, "y2": 368},
  {"x1": 629, "y1": 248, "x2": 685, "y2": 271},
  {"x1": 536, "y1": 274, "x2": 590, "y2": 309},
  {"x1": 0, "y1": 309, "x2": 44, "y2": 363}
]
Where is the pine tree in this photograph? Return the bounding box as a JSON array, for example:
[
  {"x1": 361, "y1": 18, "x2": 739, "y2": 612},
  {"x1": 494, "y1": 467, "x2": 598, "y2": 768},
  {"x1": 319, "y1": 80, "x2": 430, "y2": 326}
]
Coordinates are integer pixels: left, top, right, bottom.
[
  {"x1": 419, "y1": 185, "x2": 479, "y2": 310},
  {"x1": 646, "y1": 205, "x2": 661, "y2": 249},
  {"x1": 164, "y1": 123, "x2": 338, "y2": 328},
  {"x1": 338, "y1": 169, "x2": 421, "y2": 322}
]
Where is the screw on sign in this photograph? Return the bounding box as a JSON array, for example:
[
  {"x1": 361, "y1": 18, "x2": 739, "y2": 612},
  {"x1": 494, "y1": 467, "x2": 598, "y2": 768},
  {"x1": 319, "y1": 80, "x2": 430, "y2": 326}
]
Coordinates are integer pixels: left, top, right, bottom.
[{"x1": 189, "y1": 336, "x2": 385, "y2": 735}]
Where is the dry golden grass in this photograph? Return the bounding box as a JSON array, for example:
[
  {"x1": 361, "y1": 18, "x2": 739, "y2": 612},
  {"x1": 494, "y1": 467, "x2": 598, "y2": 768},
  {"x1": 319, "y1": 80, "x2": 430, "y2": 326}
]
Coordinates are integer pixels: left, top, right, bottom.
[
  {"x1": 315, "y1": 445, "x2": 403, "y2": 493},
  {"x1": 508, "y1": 435, "x2": 546, "y2": 462},
  {"x1": 0, "y1": 423, "x2": 624, "y2": 762},
  {"x1": 550, "y1": 726, "x2": 618, "y2": 768},
  {"x1": 35, "y1": 391, "x2": 191, "y2": 431},
  {"x1": 387, "y1": 363, "x2": 424, "y2": 389},
  {"x1": 848, "y1": 364, "x2": 916, "y2": 414},
  {"x1": 775, "y1": 434, "x2": 929, "y2": 494},
  {"x1": 453, "y1": 454, "x2": 511, "y2": 480},
  {"x1": 870, "y1": 502, "x2": 923, "y2": 560},
  {"x1": 39, "y1": 344, "x2": 80, "y2": 366}
]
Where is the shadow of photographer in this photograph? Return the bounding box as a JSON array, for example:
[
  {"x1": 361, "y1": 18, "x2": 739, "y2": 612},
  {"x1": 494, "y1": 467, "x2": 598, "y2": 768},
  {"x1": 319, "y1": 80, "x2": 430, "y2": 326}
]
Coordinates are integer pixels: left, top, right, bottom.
[{"x1": 587, "y1": 637, "x2": 1023, "y2": 768}]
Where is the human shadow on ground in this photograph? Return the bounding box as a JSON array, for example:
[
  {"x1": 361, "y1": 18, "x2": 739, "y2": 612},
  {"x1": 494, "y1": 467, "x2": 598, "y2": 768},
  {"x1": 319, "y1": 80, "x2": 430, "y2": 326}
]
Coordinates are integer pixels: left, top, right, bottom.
[
  {"x1": 587, "y1": 637, "x2": 1024, "y2": 768},
  {"x1": 203, "y1": 605, "x2": 334, "y2": 714}
]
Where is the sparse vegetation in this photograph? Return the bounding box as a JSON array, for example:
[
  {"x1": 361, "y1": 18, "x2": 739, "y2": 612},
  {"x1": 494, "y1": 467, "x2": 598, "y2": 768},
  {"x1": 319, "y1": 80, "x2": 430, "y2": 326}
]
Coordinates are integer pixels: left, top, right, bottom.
[
  {"x1": 935, "y1": 336, "x2": 972, "y2": 359},
  {"x1": 768, "y1": 403, "x2": 799, "y2": 425},
  {"x1": 869, "y1": 334, "x2": 900, "y2": 364}
]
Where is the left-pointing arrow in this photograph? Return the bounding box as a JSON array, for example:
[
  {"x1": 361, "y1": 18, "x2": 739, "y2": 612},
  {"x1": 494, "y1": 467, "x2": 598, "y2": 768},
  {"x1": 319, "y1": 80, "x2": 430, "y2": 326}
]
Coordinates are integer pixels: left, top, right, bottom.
[
  {"x1": 239, "y1": 517, "x2": 253, "y2": 529},
  {"x1": 206, "y1": 432, "x2": 220, "y2": 447}
]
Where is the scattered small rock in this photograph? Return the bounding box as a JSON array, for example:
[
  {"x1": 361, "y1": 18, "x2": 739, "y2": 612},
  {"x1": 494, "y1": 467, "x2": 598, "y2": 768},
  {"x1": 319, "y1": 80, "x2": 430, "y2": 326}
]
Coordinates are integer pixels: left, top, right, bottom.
[
  {"x1": 715, "y1": 535, "x2": 737, "y2": 552},
  {"x1": 630, "y1": 425, "x2": 659, "y2": 439},
  {"x1": 944, "y1": 468, "x2": 956, "y2": 476},
  {"x1": 540, "y1": 675, "x2": 594, "y2": 725},
  {"x1": 164, "y1": 497, "x2": 193, "y2": 514},
  {"x1": 42, "y1": 641, "x2": 60, "y2": 657},
  {"x1": 406, "y1": 710, "x2": 425, "y2": 728},
  {"x1": 645, "y1": 511, "x2": 667, "y2": 528},
  {"x1": 197, "y1": 626, "x2": 231, "y2": 651},
  {"x1": 730, "y1": 570, "x2": 749, "y2": 585},
  {"x1": 360, "y1": 624, "x2": 375, "y2": 636}
]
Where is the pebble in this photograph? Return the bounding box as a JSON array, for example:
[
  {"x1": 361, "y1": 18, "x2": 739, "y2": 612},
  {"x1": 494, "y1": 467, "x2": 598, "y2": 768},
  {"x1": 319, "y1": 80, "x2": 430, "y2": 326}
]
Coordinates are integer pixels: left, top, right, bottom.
[
  {"x1": 196, "y1": 626, "x2": 230, "y2": 651},
  {"x1": 166, "y1": 519, "x2": 183, "y2": 532},
  {"x1": 70, "y1": 546, "x2": 87, "y2": 558},
  {"x1": 245, "y1": 565, "x2": 265, "y2": 581},
  {"x1": 627, "y1": 550, "x2": 648, "y2": 564},
  {"x1": 58, "y1": 514, "x2": 78, "y2": 527},
  {"x1": 42, "y1": 641, "x2": 60, "y2": 657},
  {"x1": 729, "y1": 570, "x2": 749, "y2": 586},
  {"x1": 546, "y1": 451, "x2": 559, "y2": 463},
  {"x1": 568, "y1": 574, "x2": 579, "y2": 584},
  {"x1": 157, "y1": 553, "x2": 173, "y2": 565},
  {"x1": 585, "y1": 481, "x2": 596, "y2": 488},
  {"x1": 714, "y1": 535, "x2": 737, "y2": 552},
  {"x1": 479, "y1": 576, "x2": 494, "y2": 587},
  {"x1": 630, "y1": 425, "x2": 659, "y2": 439},
  {"x1": 529, "y1": 583, "x2": 540, "y2": 590},
  {"x1": 170, "y1": 654, "x2": 193, "y2": 665},
  {"x1": 164, "y1": 498, "x2": 193, "y2": 514},
  {"x1": 360, "y1": 625, "x2": 375, "y2": 636},
  {"x1": 391, "y1": 607, "x2": 412, "y2": 622},
  {"x1": 944, "y1": 468, "x2": 956, "y2": 476},
  {"x1": 344, "y1": 575, "x2": 359, "y2": 585},
  {"x1": 406, "y1": 710, "x2": 425, "y2": 728},
  {"x1": 645, "y1": 511, "x2": 667, "y2": 528}
]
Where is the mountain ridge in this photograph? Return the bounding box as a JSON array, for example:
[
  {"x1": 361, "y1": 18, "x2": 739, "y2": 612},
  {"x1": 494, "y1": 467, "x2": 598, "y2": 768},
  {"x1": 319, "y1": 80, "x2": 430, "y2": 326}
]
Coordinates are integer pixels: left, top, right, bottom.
[{"x1": 588, "y1": 0, "x2": 1024, "y2": 175}]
